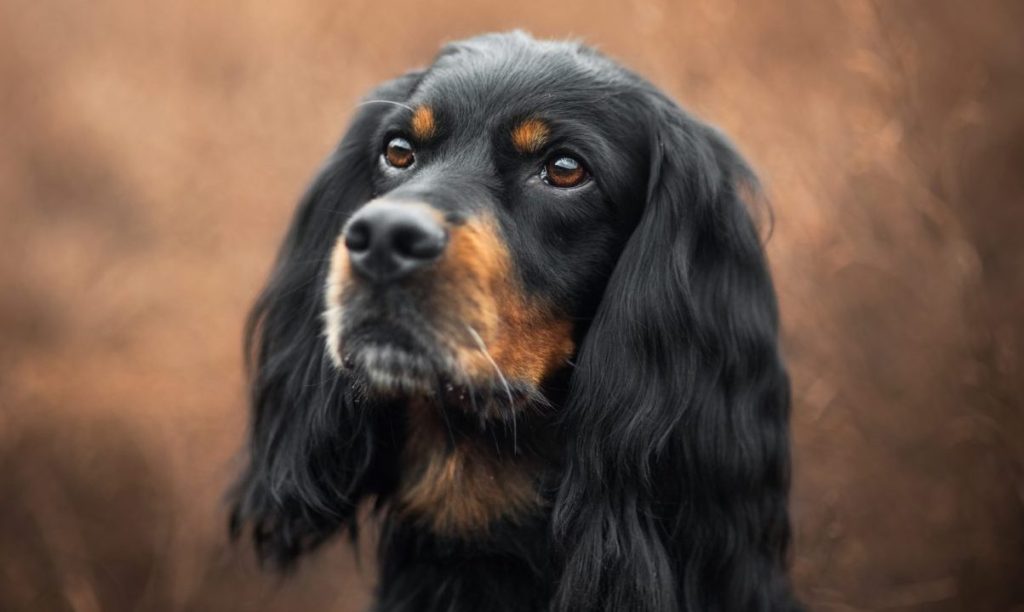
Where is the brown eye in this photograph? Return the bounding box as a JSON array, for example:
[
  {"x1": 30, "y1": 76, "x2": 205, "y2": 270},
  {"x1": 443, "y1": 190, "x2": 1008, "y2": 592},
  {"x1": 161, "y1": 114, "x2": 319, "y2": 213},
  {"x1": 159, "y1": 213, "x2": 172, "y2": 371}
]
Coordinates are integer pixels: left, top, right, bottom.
[
  {"x1": 384, "y1": 137, "x2": 415, "y2": 168},
  {"x1": 543, "y1": 154, "x2": 588, "y2": 188}
]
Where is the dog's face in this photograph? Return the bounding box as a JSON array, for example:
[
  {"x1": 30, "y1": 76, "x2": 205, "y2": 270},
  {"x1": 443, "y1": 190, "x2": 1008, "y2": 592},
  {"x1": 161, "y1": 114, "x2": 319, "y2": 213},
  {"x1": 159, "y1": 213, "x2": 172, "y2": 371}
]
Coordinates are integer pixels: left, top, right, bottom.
[{"x1": 324, "y1": 36, "x2": 648, "y2": 413}]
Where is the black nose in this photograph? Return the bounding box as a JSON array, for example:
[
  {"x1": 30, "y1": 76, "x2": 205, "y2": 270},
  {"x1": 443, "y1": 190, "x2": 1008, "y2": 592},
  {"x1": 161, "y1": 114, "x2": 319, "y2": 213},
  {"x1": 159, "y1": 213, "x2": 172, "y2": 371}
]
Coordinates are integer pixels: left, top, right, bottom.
[{"x1": 343, "y1": 201, "x2": 448, "y2": 283}]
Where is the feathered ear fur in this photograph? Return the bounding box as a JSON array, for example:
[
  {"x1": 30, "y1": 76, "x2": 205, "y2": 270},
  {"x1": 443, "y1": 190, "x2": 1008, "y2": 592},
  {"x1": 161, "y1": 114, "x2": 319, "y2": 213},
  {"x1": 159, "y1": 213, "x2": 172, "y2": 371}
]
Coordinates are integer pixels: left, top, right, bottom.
[
  {"x1": 228, "y1": 72, "x2": 422, "y2": 568},
  {"x1": 552, "y1": 96, "x2": 796, "y2": 611}
]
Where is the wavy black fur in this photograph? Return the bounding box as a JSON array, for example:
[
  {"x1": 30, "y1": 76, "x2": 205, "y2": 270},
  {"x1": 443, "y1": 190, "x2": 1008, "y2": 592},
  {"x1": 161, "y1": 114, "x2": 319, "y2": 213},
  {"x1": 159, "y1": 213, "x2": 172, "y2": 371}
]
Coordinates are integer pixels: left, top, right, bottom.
[{"x1": 230, "y1": 32, "x2": 800, "y2": 612}]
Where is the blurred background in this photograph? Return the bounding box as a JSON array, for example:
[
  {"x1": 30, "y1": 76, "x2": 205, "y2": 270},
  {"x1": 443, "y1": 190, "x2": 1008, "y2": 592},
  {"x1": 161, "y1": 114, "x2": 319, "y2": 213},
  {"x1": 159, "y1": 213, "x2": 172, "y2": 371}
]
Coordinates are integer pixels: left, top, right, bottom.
[{"x1": 2, "y1": 0, "x2": 1022, "y2": 610}]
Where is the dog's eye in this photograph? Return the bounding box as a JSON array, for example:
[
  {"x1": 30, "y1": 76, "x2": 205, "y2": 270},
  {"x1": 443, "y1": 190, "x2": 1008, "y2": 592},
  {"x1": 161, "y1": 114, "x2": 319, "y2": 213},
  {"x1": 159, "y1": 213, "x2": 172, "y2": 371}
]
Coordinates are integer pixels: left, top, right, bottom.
[
  {"x1": 384, "y1": 137, "x2": 415, "y2": 169},
  {"x1": 542, "y1": 154, "x2": 588, "y2": 188}
]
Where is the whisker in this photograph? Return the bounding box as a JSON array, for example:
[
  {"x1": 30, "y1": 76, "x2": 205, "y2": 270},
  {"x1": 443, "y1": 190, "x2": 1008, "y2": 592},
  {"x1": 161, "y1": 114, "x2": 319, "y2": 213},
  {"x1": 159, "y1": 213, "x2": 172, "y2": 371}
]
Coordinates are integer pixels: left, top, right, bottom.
[
  {"x1": 356, "y1": 99, "x2": 415, "y2": 113},
  {"x1": 466, "y1": 325, "x2": 518, "y2": 455}
]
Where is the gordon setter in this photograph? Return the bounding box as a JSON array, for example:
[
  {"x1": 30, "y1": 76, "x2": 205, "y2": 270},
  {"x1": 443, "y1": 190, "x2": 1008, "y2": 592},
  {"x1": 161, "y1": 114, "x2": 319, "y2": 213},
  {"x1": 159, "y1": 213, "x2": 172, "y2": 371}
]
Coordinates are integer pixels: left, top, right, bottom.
[{"x1": 230, "y1": 31, "x2": 799, "y2": 612}]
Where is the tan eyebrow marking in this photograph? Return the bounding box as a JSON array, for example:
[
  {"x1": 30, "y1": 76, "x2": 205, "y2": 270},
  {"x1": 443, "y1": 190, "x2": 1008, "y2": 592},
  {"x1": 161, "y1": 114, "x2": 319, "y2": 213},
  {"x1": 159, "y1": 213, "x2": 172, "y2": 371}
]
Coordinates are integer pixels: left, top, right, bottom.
[
  {"x1": 511, "y1": 119, "x2": 550, "y2": 154},
  {"x1": 411, "y1": 105, "x2": 437, "y2": 141}
]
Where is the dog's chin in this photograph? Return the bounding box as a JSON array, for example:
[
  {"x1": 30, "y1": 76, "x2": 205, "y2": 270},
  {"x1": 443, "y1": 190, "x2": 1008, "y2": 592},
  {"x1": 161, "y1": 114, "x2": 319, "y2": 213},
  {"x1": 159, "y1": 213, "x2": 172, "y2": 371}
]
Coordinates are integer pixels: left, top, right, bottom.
[{"x1": 346, "y1": 343, "x2": 440, "y2": 397}]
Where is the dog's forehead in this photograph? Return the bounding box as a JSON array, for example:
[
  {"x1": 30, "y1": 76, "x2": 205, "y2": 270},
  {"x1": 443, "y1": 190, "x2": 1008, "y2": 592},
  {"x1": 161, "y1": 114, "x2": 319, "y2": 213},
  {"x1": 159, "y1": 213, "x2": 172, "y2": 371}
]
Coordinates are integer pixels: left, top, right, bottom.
[{"x1": 412, "y1": 35, "x2": 626, "y2": 126}]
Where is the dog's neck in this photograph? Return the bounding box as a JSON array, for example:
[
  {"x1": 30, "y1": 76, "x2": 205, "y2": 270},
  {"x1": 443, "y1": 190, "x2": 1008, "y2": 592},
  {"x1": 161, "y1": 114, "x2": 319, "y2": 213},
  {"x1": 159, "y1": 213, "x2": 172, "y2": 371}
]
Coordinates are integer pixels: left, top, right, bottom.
[{"x1": 392, "y1": 396, "x2": 554, "y2": 538}]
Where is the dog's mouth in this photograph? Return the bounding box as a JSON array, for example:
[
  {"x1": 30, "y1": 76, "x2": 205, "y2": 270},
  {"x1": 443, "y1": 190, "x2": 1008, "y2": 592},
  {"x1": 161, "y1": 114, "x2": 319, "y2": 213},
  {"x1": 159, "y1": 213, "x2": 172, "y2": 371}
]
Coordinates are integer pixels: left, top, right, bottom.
[
  {"x1": 337, "y1": 321, "x2": 544, "y2": 417},
  {"x1": 329, "y1": 309, "x2": 540, "y2": 416}
]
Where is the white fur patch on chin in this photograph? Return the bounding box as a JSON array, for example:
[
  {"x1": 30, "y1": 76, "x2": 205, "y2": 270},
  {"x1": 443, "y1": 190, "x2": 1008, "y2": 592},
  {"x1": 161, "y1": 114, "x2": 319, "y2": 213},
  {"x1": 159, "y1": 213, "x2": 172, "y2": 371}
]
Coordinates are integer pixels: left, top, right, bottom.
[{"x1": 354, "y1": 345, "x2": 435, "y2": 395}]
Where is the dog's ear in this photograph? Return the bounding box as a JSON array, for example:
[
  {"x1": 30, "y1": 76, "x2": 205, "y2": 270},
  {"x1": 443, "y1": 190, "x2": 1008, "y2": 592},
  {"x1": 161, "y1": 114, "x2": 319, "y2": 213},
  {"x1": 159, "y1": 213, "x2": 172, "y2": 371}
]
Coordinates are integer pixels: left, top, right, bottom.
[
  {"x1": 228, "y1": 71, "x2": 422, "y2": 569},
  {"x1": 552, "y1": 99, "x2": 795, "y2": 611}
]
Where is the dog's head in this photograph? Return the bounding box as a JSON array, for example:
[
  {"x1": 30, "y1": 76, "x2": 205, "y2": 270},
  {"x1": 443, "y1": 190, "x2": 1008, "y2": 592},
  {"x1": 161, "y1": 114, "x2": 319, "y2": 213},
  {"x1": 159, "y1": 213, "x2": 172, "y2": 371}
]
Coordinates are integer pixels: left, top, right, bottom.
[
  {"x1": 232, "y1": 32, "x2": 792, "y2": 611},
  {"x1": 322, "y1": 34, "x2": 650, "y2": 412}
]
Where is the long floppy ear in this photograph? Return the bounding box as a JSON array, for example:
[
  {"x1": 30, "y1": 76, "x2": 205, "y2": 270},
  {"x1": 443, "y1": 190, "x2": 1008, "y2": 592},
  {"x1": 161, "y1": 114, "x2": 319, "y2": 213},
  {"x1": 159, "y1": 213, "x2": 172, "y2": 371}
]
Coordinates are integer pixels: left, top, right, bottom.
[
  {"x1": 552, "y1": 99, "x2": 796, "y2": 611},
  {"x1": 228, "y1": 71, "x2": 422, "y2": 568}
]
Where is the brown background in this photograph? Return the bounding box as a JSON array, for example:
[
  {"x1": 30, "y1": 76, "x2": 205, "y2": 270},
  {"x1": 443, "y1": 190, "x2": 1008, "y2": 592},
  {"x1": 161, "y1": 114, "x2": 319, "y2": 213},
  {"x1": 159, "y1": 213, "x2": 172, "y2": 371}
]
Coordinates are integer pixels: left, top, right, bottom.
[{"x1": 2, "y1": 1, "x2": 1022, "y2": 610}]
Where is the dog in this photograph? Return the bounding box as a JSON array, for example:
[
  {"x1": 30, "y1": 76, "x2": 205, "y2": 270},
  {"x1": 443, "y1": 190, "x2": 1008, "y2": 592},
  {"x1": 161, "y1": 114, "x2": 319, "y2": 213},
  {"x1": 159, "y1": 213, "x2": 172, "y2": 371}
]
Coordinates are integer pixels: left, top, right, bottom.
[{"x1": 229, "y1": 31, "x2": 799, "y2": 612}]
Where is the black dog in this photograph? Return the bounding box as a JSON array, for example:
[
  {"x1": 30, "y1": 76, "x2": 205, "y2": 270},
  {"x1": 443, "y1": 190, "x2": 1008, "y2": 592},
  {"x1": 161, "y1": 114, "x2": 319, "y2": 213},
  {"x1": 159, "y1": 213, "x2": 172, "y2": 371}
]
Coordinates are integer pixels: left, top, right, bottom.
[{"x1": 230, "y1": 31, "x2": 799, "y2": 612}]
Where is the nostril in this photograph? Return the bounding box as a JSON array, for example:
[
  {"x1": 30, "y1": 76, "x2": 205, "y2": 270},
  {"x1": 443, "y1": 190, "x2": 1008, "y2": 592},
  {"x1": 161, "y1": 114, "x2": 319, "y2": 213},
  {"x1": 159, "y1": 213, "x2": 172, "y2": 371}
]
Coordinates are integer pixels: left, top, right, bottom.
[
  {"x1": 393, "y1": 224, "x2": 447, "y2": 261},
  {"x1": 344, "y1": 219, "x2": 372, "y2": 253}
]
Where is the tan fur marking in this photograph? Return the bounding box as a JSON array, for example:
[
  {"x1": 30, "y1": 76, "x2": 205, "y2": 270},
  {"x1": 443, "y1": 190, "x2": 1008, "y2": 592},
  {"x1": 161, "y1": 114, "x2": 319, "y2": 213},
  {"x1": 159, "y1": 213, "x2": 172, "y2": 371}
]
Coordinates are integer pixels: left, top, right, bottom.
[
  {"x1": 399, "y1": 400, "x2": 541, "y2": 536},
  {"x1": 511, "y1": 119, "x2": 550, "y2": 154},
  {"x1": 438, "y1": 217, "x2": 575, "y2": 385},
  {"x1": 323, "y1": 235, "x2": 352, "y2": 368},
  {"x1": 411, "y1": 106, "x2": 437, "y2": 141}
]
